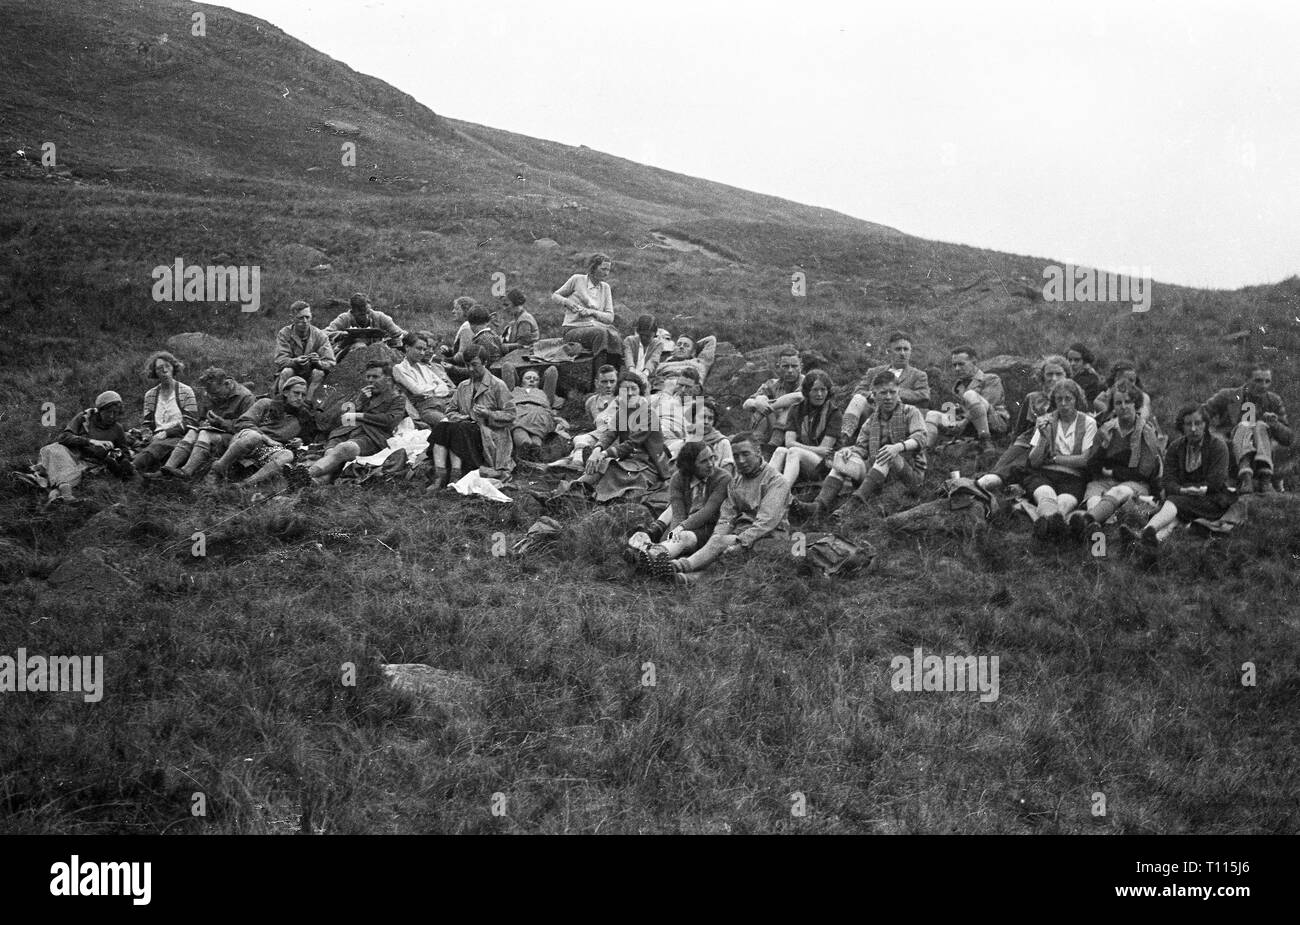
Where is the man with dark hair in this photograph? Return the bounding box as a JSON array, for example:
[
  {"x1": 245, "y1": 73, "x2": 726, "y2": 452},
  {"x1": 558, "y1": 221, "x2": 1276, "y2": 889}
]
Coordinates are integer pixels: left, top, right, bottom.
[
  {"x1": 303, "y1": 361, "x2": 406, "y2": 484},
  {"x1": 743, "y1": 347, "x2": 805, "y2": 457},
  {"x1": 1065, "y1": 343, "x2": 1104, "y2": 405},
  {"x1": 275, "y1": 301, "x2": 335, "y2": 402},
  {"x1": 1203, "y1": 364, "x2": 1292, "y2": 493},
  {"x1": 587, "y1": 365, "x2": 619, "y2": 422},
  {"x1": 324, "y1": 293, "x2": 407, "y2": 361},
  {"x1": 842, "y1": 332, "x2": 931, "y2": 443},
  {"x1": 924, "y1": 345, "x2": 1008, "y2": 453},
  {"x1": 206, "y1": 375, "x2": 316, "y2": 486},
  {"x1": 392, "y1": 331, "x2": 456, "y2": 427},
  {"x1": 159, "y1": 367, "x2": 255, "y2": 480},
  {"x1": 668, "y1": 432, "x2": 790, "y2": 584},
  {"x1": 794, "y1": 370, "x2": 928, "y2": 522},
  {"x1": 652, "y1": 334, "x2": 719, "y2": 392}
]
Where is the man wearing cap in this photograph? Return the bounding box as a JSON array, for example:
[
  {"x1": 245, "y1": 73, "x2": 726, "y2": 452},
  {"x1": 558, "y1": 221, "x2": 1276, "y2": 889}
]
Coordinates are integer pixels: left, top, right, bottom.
[
  {"x1": 34, "y1": 391, "x2": 130, "y2": 503},
  {"x1": 206, "y1": 375, "x2": 317, "y2": 486},
  {"x1": 324, "y1": 293, "x2": 407, "y2": 362},
  {"x1": 158, "y1": 367, "x2": 255, "y2": 480},
  {"x1": 303, "y1": 360, "x2": 407, "y2": 485},
  {"x1": 275, "y1": 301, "x2": 335, "y2": 402}
]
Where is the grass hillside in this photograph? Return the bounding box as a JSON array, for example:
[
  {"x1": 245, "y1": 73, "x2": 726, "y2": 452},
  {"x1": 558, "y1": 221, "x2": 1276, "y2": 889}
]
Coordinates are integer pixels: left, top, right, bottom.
[{"x1": 0, "y1": 0, "x2": 1297, "y2": 834}]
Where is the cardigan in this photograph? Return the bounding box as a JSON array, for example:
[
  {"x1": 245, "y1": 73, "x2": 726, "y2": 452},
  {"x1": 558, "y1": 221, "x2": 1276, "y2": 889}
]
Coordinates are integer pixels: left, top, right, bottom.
[{"x1": 141, "y1": 382, "x2": 199, "y2": 438}]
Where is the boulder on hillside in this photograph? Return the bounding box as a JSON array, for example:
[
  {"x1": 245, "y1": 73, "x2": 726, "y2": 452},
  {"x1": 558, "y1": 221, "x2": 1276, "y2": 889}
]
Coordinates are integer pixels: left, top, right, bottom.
[
  {"x1": 382, "y1": 664, "x2": 486, "y2": 731},
  {"x1": 165, "y1": 332, "x2": 246, "y2": 370},
  {"x1": 271, "y1": 242, "x2": 329, "y2": 269},
  {"x1": 47, "y1": 546, "x2": 139, "y2": 593},
  {"x1": 706, "y1": 341, "x2": 744, "y2": 385},
  {"x1": 534, "y1": 238, "x2": 560, "y2": 248}
]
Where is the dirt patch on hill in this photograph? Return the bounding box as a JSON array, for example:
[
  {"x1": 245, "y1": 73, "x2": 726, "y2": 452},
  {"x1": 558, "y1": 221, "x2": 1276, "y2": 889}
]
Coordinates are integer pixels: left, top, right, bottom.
[{"x1": 649, "y1": 232, "x2": 730, "y2": 262}]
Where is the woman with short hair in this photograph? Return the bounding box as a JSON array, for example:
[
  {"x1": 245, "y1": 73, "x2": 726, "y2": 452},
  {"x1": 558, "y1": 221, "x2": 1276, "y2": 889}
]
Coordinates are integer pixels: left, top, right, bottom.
[
  {"x1": 132, "y1": 350, "x2": 199, "y2": 473},
  {"x1": 552, "y1": 253, "x2": 622, "y2": 359},
  {"x1": 1069, "y1": 381, "x2": 1161, "y2": 535},
  {"x1": 977, "y1": 354, "x2": 1069, "y2": 493},
  {"x1": 1066, "y1": 343, "x2": 1104, "y2": 405},
  {"x1": 770, "y1": 369, "x2": 840, "y2": 488},
  {"x1": 1125, "y1": 404, "x2": 1232, "y2": 549},
  {"x1": 565, "y1": 372, "x2": 672, "y2": 502},
  {"x1": 1024, "y1": 378, "x2": 1096, "y2": 540},
  {"x1": 631, "y1": 440, "x2": 733, "y2": 575}
]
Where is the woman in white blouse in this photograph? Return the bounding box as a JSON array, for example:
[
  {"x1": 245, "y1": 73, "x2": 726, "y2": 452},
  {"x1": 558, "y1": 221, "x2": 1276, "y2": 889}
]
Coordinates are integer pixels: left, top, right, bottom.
[
  {"x1": 1023, "y1": 379, "x2": 1096, "y2": 541},
  {"x1": 131, "y1": 350, "x2": 199, "y2": 473},
  {"x1": 551, "y1": 253, "x2": 622, "y2": 359}
]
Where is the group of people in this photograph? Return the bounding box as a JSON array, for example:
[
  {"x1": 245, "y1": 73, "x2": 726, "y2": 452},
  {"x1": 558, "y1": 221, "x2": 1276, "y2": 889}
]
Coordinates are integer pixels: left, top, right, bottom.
[{"x1": 23, "y1": 252, "x2": 1292, "y2": 583}]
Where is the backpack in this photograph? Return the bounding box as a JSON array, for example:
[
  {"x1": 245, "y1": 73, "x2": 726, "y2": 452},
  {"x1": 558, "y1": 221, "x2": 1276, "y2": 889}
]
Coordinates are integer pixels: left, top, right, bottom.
[{"x1": 799, "y1": 532, "x2": 876, "y2": 578}]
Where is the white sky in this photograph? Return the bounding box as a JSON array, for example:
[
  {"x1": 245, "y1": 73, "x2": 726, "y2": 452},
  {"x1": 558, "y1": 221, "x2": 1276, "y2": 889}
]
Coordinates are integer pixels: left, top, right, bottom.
[{"x1": 218, "y1": 0, "x2": 1300, "y2": 290}]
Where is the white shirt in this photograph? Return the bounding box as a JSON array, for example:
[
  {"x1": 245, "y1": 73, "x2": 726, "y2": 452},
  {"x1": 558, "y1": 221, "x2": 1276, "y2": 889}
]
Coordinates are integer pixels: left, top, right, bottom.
[
  {"x1": 154, "y1": 389, "x2": 183, "y2": 430},
  {"x1": 1029, "y1": 412, "x2": 1097, "y2": 457},
  {"x1": 392, "y1": 359, "x2": 452, "y2": 398}
]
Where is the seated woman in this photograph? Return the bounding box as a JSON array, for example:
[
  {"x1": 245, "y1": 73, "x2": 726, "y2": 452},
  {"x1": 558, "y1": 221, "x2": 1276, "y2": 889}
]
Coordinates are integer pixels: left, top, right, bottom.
[
  {"x1": 1022, "y1": 379, "x2": 1097, "y2": 540},
  {"x1": 131, "y1": 351, "x2": 199, "y2": 473},
  {"x1": 629, "y1": 441, "x2": 732, "y2": 576},
  {"x1": 1066, "y1": 343, "x2": 1105, "y2": 406},
  {"x1": 510, "y1": 369, "x2": 556, "y2": 460},
  {"x1": 1124, "y1": 403, "x2": 1232, "y2": 549},
  {"x1": 33, "y1": 390, "x2": 129, "y2": 503},
  {"x1": 551, "y1": 253, "x2": 622, "y2": 362},
  {"x1": 1068, "y1": 382, "x2": 1161, "y2": 535},
  {"x1": 426, "y1": 345, "x2": 516, "y2": 488},
  {"x1": 976, "y1": 355, "x2": 1068, "y2": 494},
  {"x1": 769, "y1": 369, "x2": 841, "y2": 488},
  {"x1": 690, "y1": 397, "x2": 735, "y2": 477},
  {"x1": 564, "y1": 372, "x2": 672, "y2": 502},
  {"x1": 1093, "y1": 361, "x2": 1152, "y2": 422}
]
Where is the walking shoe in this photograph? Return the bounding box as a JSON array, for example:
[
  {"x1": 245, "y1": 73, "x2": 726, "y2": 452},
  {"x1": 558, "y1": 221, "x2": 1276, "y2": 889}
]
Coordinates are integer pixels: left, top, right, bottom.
[
  {"x1": 161, "y1": 465, "x2": 186, "y2": 480},
  {"x1": 976, "y1": 437, "x2": 996, "y2": 455},
  {"x1": 1237, "y1": 471, "x2": 1255, "y2": 494},
  {"x1": 1258, "y1": 473, "x2": 1276, "y2": 494},
  {"x1": 1118, "y1": 524, "x2": 1143, "y2": 549},
  {"x1": 1140, "y1": 526, "x2": 1160, "y2": 550},
  {"x1": 789, "y1": 499, "x2": 821, "y2": 523},
  {"x1": 1066, "y1": 511, "x2": 1090, "y2": 538},
  {"x1": 1032, "y1": 515, "x2": 1052, "y2": 542}
]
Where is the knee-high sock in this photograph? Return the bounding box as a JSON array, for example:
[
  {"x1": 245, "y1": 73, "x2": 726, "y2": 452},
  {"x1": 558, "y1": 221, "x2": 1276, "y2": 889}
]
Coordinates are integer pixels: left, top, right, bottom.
[{"x1": 814, "y1": 474, "x2": 844, "y2": 509}]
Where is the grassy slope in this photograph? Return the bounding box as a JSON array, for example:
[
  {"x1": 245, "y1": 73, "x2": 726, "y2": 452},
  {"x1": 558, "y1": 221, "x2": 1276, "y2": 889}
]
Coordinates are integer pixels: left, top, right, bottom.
[{"x1": 0, "y1": 0, "x2": 1298, "y2": 833}]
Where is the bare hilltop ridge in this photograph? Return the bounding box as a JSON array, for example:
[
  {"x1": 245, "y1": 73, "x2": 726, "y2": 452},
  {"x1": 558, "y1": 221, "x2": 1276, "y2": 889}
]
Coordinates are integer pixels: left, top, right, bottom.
[{"x1": 0, "y1": 0, "x2": 1298, "y2": 835}]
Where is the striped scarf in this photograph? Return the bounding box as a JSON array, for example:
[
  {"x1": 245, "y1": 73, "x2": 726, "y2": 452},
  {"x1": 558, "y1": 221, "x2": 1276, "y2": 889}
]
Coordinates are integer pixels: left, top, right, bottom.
[{"x1": 865, "y1": 405, "x2": 913, "y2": 458}]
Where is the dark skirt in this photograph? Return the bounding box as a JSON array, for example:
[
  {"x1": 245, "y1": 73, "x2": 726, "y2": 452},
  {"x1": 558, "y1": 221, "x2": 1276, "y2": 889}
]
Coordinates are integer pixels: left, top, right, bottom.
[
  {"x1": 1170, "y1": 494, "x2": 1232, "y2": 522},
  {"x1": 429, "y1": 420, "x2": 485, "y2": 470},
  {"x1": 1022, "y1": 468, "x2": 1087, "y2": 498}
]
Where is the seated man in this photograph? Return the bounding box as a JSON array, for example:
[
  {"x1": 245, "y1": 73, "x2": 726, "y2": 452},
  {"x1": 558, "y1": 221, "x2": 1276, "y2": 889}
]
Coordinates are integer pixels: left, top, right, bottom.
[
  {"x1": 622, "y1": 314, "x2": 664, "y2": 385},
  {"x1": 841, "y1": 331, "x2": 931, "y2": 443},
  {"x1": 651, "y1": 334, "x2": 719, "y2": 393},
  {"x1": 34, "y1": 391, "x2": 129, "y2": 503},
  {"x1": 510, "y1": 370, "x2": 557, "y2": 460},
  {"x1": 793, "y1": 370, "x2": 927, "y2": 522},
  {"x1": 304, "y1": 361, "x2": 407, "y2": 485},
  {"x1": 1203, "y1": 363, "x2": 1292, "y2": 493},
  {"x1": 742, "y1": 347, "x2": 804, "y2": 458},
  {"x1": 426, "y1": 345, "x2": 517, "y2": 487},
  {"x1": 392, "y1": 331, "x2": 456, "y2": 428},
  {"x1": 207, "y1": 375, "x2": 316, "y2": 486},
  {"x1": 669, "y1": 432, "x2": 791, "y2": 584},
  {"x1": 924, "y1": 345, "x2": 1009, "y2": 453},
  {"x1": 585, "y1": 364, "x2": 620, "y2": 423},
  {"x1": 325, "y1": 292, "x2": 407, "y2": 362},
  {"x1": 158, "y1": 367, "x2": 255, "y2": 480},
  {"x1": 275, "y1": 300, "x2": 335, "y2": 402},
  {"x1": 1067, "y1": 382, "x2": 1161, "y2": 535}
]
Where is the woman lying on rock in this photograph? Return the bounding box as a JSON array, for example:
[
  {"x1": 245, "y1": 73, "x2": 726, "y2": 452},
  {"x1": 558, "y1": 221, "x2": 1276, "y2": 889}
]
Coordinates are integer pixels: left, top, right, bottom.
[{"x1": 1123, "y1": 403, "x2": 1232, "y2": 550}]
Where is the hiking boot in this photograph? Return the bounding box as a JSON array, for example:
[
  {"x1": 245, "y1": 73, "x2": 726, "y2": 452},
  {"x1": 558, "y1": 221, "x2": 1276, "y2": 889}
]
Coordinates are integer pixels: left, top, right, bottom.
[
  {"x1": 161, "y1": 465, "x2": 186, "y2": 479},
  {"x1": 1032, "y1": 515, "x2": 1052, "y2": 542},
  {"x1": 1118, "y1": 524, "x2": 1143, "y2": 549},
  {"x1": 830, "y1": 497, "x2": 863, "y2": 523},
  {"x1": 1047, "y1": 512, "x2": 1068, "y2": 540},
  {"x1": 1140, "y1": 526, "x2": 1160, "y2": 550},
  {"x1": 1258, "y1": 473, "x2": 1276, "y2": 494},
  {"x1": 673, "y1": 571, "x2": 698, "y2": 588},
  {"x1": 1237, "y1": 471, "x2": 1255, "y2": 494},
  {"x1": 790, "y1": 499, "x2": 822, "y2": 523},
  {"x1": 976, "y1": 437, "x2": 996, "y2": 455},
  {"x1": 1066, "y1": 511, "x2": 1090, "y2": 538}
]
